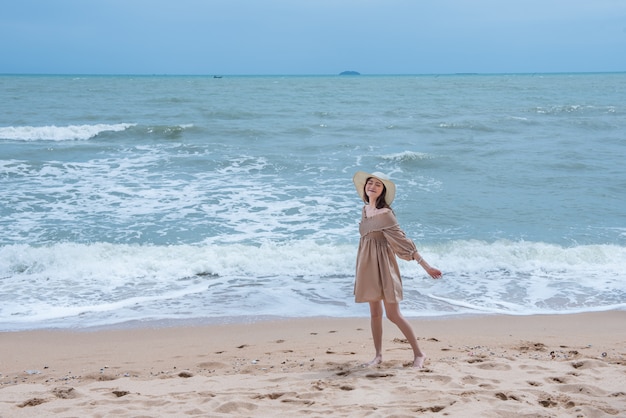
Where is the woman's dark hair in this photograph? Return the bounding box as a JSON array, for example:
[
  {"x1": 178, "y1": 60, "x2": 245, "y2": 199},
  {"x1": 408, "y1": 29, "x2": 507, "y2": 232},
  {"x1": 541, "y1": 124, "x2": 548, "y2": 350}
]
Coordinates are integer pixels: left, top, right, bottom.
[{"x1": 363, "y1": 177, "x2": 391, "y2": 210}]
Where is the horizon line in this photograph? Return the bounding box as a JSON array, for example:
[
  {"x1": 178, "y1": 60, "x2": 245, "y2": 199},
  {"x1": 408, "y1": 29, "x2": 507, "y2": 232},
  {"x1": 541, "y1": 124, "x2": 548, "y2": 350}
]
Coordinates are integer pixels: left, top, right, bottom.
[{"x1": 1, "y1": 70, "x2": 625, "y2": 77}]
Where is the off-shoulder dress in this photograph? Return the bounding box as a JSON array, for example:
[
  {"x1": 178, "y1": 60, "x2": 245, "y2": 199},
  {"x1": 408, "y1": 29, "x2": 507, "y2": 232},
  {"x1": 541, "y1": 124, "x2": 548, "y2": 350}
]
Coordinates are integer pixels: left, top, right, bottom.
[{"x1": 354, "y1": 207, "x2": 418, "y2": 303}]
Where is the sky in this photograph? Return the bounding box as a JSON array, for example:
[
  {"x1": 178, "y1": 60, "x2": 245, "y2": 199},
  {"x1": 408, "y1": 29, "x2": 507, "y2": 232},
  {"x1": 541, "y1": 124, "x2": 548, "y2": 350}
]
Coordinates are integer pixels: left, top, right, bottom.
[{"x1": 1, "y1": 0, "x2": 625, "y2": 75}]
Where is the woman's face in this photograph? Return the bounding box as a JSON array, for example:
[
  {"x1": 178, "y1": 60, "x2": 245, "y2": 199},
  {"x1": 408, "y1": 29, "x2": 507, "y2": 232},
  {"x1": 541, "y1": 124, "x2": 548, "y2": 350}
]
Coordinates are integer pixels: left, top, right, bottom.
[{"x1": 365, "y1": 177, "x2": 385, "y2": 203}]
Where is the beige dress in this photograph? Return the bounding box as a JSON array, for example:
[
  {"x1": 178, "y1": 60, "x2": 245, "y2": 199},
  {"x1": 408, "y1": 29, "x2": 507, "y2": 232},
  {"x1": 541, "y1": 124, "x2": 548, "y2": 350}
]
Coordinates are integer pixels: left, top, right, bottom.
[{"x1": 354, "y1": 207, "x2": 418, "y2": 303}]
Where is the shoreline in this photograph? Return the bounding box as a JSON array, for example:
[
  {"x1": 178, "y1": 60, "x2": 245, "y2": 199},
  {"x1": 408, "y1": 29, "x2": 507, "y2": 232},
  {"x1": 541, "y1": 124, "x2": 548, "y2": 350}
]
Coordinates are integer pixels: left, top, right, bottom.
[
  {"x1": 5, "y1": 307, "x2": 626, "y2": 333},
  {"x1": 2, "y1": 311, "x2": 625, "y2": 416},
  {"x1": 0, "y1": 313, "x2": 499, "y2": 334}
]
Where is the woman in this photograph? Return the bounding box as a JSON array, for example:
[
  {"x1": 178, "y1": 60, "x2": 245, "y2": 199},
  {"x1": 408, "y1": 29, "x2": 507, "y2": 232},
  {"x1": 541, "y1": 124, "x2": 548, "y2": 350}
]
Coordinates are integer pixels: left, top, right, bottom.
[{"x1": 353, "y1": 171, "x2": 442, "y2": 368}]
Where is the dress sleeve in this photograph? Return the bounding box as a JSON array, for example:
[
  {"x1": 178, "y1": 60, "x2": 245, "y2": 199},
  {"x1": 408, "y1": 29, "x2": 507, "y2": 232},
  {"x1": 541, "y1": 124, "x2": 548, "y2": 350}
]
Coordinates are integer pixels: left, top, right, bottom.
[{"x1": 380, "y1": 213, "x2": 418, "y2": 261}]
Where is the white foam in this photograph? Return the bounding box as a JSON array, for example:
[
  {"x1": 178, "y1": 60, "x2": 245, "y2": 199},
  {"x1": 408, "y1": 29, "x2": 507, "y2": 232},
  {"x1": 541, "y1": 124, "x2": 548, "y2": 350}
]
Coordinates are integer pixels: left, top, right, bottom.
[
  {"x1": 0, "y1": 123, "x2": 136, "y2": 141},
  {"x1": 380, "y1": 151, "x2": 433, "y2": 162},
  {"x1": 1, "y1": 239, "x2": 625, "y2": 330}
]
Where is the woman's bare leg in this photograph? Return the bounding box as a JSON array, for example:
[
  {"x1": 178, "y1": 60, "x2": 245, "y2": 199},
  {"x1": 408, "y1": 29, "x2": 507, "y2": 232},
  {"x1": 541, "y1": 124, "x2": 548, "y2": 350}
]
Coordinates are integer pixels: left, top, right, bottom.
[
  {"x1": 383, "y1": 301, "x2": 427, "y2": 368},
  {"x1": 366, "y1": 301, "x2": 384, "y2": 366}
]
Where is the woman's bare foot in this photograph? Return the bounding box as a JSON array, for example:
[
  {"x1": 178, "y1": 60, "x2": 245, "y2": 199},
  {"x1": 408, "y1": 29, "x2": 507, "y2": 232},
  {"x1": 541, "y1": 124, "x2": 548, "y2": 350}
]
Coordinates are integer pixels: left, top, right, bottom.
[
  {"x1": 413, "y1": 354, "x2": 427, "y2": 368},
  {"x1": 363, "y1": 354, "x2": 382, "y2": 367}
]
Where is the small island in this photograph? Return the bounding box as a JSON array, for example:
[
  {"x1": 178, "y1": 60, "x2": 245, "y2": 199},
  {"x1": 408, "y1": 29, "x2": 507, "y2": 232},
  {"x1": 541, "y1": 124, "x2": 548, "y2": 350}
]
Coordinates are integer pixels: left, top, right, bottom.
[{"x1": 339, "y1": 71, "x2": 360, "y2": 76}]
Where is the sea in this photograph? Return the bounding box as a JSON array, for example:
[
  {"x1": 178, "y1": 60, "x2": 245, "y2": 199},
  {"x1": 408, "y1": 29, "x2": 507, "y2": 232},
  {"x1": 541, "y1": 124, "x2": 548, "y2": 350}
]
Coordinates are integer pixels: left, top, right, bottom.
[{"x1": 1, "y1": 73, "x2": 625, "y2": 331}]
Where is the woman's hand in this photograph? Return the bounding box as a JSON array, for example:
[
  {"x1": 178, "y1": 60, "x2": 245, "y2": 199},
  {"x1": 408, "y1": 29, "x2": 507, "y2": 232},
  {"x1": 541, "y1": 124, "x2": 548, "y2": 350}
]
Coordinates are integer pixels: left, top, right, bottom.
[
  {"x1": 414, "y1": 253, "x2": 442, "y2": 279},
  {"x1": 425, "y1": 266, "x2": 442, "y2": 279}
]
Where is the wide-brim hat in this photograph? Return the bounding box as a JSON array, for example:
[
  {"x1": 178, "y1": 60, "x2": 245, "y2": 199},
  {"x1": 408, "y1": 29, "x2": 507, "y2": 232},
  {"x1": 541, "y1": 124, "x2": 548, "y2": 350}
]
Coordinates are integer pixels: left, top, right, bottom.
[{"x1": 353, "y1": 171, "x2": 396, "y2": 205}]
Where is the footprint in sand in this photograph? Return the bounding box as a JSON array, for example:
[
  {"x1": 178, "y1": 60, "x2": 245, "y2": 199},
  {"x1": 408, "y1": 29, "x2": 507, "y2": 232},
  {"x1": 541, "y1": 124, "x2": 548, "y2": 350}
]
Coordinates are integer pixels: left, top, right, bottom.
[
  {"x1": 557, "y1": 384, "x2": 608, "y2": 397},
  {"x1": 83, "y1": 373, "x2": 118, "y2": 381},
  {"x1": 325, "y1": 348, "x2": 356, "y2": 355},
  {"x1": 474, "y1": 361, "x2": 511, "y2": 371},
  {"x1": 547, "y1": 376, "x2": 568, "y2": 384},
  {"x1": 252, "y1": 392, "x2": 290, "y2": 400},
  {"x1": 365, "y1": 372, "x2": 395, "y2": 378},
  {"x1": 52, "y1": 387, "x2": 77, "y2": 399},
  {"x1": 335, "y1": 370, "x2": 352, "y2": 377},
  {"x1": 517, "y1": 342, "x2": 547, "y2": 352},
  {"x1": 414, "y1": 405, "x2": 447, "y2": 413},
  {"x1": 17, "y1": 398, "x2": 47, "y2": 408},
  {"x1": 519, "y1": 364, "x2": 550, "y2": 372},
  {"x1": 423, "y1": 374, "x2": 453, "y2": 384},
  {"x1": 571, "y1": 359, "x2": 607, "y2": 370},
  {"x1": 461, "y1": 374, "x2": 500, "y2": 388},
  {"x1": 197, "y1": 361, "x2": 228, "y2": 370},
  {"x1": 537, "y1": 393, "x2": 574, "y2": 409},
  {"x1": 215, "y1": 401, "x2": 258, "y2": 414},
  {"x1": 495, "y1": 392, "x2": 521, "y2": 401}
]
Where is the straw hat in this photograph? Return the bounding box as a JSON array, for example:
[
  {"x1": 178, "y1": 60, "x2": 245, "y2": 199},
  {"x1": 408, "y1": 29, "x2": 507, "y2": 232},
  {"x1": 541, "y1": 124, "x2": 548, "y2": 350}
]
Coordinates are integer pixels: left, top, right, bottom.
[{"x1": 353, "y1": 171, "x2": 396, "y2": 205}]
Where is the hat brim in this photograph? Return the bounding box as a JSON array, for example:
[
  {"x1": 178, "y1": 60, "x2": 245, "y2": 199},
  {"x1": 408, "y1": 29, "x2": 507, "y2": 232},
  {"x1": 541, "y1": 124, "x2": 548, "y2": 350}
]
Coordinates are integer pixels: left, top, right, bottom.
[{"x1": 353, "y1": 171, "x2": 396, "y2": 205}]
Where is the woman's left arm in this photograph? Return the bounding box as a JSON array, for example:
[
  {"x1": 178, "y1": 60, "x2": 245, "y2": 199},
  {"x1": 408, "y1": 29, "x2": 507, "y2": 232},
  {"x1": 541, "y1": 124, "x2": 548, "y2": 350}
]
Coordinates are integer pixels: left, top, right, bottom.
[
  {"x1": 412, "y1": 251, "x2": 442, "y2": 279},
  {"x1": 382, "y1": 220, "x2": 442, "y2": 280}
]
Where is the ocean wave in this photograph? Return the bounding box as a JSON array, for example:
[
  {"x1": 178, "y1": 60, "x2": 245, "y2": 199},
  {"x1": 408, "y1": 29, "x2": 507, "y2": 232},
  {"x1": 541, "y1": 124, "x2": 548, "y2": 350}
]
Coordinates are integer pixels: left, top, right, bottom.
[
  {"x1": 2, "y1": 240, "x2": 623, "y2": 287},
  {"x1": 534, "y1": 105, "x2": 589, "y2": 115},
  {"x1": 0, "y1": 123, "x2": 136, "y2": 141},
  {"x1": 437, "y1": 121, "x2": 494, "y2": 132},
  {"x1": 0, "y1": 239, "x2": 624, "y2": 330},
  {"x1": 144, "y1": 124, "x2": 194, "y2": 138},
  {"x1": 380, "y1": 151, "x2": 433, "y2": 162}
]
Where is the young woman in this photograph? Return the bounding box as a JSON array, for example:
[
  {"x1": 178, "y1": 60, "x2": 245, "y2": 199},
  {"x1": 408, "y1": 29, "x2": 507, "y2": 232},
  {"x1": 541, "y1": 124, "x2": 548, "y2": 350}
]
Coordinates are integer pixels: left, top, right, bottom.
[{"x1": 353, "y1": 171, "x2": 442, "y2": 368}]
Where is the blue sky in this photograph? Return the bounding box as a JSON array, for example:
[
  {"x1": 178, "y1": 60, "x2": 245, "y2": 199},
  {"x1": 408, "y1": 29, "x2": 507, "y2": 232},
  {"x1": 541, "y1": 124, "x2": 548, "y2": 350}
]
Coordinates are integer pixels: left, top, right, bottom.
[{"x1": 2, "y1": 0, "x2": 625, "y2": 75}]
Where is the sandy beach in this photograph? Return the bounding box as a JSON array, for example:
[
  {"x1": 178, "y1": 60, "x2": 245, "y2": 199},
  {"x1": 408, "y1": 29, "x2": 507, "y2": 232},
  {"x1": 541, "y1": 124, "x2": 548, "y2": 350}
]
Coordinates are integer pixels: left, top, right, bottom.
[{"x1": 1, "y1": 311, "x2": 625, "y2": 417}]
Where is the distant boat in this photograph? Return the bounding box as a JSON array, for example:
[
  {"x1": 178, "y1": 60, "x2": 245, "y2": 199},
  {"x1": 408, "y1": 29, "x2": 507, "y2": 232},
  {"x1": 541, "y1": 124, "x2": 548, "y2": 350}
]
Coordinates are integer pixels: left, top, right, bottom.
[
  {"x1": 213, "y1": 75, "x2": 223, "y2": 78},
  {"x1": 339, "y1": 71, "x2": 360, "y2": 76}
]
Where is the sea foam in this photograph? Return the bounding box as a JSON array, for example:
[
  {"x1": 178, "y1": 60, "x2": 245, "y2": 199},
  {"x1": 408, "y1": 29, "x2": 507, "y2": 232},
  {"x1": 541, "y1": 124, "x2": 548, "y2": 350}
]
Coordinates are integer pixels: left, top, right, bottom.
[
  {"x1": 1, "y1": 240, "x2": 624, "y2": 330},
  {"x1": 0, "y1": 123, "x2": 135, "y2": 141}
]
